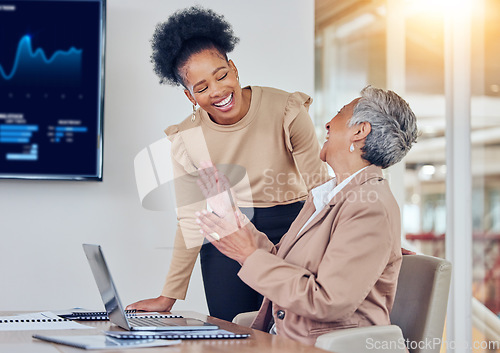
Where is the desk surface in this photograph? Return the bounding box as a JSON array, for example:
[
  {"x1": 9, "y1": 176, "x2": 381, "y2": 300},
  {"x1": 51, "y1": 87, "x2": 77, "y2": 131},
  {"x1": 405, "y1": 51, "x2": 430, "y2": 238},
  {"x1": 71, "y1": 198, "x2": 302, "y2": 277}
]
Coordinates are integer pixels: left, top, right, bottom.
[{"x1": 0, "y1": 311, "x2": 329, "y2": 353}]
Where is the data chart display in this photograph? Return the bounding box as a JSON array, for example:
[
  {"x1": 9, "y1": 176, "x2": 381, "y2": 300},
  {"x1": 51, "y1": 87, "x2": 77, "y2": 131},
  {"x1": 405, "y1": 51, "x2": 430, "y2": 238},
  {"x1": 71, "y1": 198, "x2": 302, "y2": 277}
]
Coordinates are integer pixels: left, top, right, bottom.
[{"x1": 0, "y1": 0, "x2": 105, "y2": 180}]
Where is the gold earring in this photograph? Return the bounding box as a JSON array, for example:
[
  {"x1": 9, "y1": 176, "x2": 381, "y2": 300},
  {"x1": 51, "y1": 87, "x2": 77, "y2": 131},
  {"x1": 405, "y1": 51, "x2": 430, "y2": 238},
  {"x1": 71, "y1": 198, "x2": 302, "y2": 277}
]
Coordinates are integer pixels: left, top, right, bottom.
[{"x1": 191, "y1": 104, "x2": 196, "y2": 122}]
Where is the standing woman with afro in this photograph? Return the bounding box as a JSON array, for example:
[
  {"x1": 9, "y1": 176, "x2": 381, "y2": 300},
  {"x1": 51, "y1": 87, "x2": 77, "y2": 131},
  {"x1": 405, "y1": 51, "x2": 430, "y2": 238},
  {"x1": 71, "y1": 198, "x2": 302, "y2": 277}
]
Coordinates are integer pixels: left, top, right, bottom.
[{"x1": 126, "y1": 6, "x2": 330, "y2": 321}]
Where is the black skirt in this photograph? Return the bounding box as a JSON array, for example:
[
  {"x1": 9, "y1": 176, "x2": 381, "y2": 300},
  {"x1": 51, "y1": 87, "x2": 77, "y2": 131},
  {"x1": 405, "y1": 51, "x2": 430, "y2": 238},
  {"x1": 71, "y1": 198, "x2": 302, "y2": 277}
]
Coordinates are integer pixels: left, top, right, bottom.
[{"x1": 199, "y1": 201, "x2": 304, "y2": 322}]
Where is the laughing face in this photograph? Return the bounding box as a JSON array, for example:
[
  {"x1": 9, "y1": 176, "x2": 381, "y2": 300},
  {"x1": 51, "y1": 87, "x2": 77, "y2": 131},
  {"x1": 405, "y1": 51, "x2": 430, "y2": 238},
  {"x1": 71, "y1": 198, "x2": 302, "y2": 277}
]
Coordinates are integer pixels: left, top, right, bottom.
[
  {"x1": 181, "y1": 48, "x2": 250, "y2": 125},
  {"x1": 320, "y1": 98, "x2": 360, "y2": 165}
]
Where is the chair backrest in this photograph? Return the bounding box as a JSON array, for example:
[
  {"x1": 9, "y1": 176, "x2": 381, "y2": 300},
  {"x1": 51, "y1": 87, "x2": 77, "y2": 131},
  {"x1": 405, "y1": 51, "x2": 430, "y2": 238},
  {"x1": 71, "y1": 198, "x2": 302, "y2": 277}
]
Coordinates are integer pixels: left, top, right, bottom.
[{"x1": 390, "y1": 254, "x2": 452, "y2": 353}]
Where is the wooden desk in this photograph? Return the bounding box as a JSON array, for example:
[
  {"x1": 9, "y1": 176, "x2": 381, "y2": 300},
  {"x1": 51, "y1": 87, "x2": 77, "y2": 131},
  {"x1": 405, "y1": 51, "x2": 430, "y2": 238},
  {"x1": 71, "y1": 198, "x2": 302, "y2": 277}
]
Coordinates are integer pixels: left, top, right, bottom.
[{"x1": 0, "y1": 311, "x2": 329, "y2": 352}]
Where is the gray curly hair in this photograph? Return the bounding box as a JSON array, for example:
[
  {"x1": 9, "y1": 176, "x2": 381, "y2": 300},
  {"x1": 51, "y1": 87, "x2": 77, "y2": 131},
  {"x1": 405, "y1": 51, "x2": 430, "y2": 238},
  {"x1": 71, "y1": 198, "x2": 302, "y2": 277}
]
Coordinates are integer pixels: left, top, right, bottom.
[{"x1": 349, "y1": 86, "x2": 418, "y2": 169}]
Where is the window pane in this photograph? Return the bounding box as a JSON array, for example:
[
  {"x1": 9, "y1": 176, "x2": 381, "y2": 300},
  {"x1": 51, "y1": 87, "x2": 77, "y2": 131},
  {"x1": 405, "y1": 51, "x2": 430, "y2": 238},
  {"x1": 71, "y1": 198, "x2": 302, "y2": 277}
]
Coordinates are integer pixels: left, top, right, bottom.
[
  {"x1": 471, "y1": 0, "x2": 500, "y2": 350},
  {"x1": 403, "y1": 3, "x2": 446, "y2": 259},
  {"x1": 315, "y1": 0, "x2": 386, "y2": 134}
]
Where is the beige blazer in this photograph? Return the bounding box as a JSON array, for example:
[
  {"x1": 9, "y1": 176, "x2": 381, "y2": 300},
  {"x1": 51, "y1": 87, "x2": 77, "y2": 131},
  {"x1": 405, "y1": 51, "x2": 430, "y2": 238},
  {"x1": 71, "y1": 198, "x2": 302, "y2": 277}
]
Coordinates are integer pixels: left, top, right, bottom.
[{"x1": 238, "y1": 165, "x2": 402, "y2": 345}]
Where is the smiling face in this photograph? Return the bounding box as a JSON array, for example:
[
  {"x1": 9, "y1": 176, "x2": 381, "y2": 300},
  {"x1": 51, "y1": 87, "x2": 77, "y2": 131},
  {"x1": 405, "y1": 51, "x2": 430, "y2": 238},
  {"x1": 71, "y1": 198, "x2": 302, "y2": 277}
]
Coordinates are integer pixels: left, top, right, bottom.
[
  {"x1": 181, "y1": 48, "x2": 250, "y2": 125},
  {"x1": 320, "y1": 98, "x2": 361, "y2": 166}
]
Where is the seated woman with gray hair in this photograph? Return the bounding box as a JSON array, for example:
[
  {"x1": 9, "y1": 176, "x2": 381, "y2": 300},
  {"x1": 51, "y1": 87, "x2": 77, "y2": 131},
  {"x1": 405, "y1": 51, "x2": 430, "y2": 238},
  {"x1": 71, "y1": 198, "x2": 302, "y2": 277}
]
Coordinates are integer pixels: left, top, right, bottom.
[{"x1": 195, "y1": 86, "x2": 418, "y2": 345}]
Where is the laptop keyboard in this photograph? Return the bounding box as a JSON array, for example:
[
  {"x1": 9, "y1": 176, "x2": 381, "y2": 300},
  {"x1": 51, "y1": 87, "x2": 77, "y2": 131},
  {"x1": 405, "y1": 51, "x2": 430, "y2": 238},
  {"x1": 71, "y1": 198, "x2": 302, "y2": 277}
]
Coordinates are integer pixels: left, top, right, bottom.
[{"x1": 128, "y1": 317, "x2": 176, "y2": 327}]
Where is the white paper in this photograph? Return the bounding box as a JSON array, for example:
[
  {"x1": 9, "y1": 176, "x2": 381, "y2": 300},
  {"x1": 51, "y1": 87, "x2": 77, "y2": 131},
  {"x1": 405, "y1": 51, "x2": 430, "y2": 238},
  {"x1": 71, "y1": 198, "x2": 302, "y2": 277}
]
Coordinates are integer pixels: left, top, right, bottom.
[{"x1": 0, "y1": 311, "x2": 93, "y2": 331}]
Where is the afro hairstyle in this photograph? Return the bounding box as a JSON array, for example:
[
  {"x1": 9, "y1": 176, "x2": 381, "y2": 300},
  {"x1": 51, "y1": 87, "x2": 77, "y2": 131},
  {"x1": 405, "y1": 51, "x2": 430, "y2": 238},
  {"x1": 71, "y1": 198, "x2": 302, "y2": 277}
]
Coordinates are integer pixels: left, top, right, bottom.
[{"x1": 150, "y1": 6, "x2": 240, "y2": 86}]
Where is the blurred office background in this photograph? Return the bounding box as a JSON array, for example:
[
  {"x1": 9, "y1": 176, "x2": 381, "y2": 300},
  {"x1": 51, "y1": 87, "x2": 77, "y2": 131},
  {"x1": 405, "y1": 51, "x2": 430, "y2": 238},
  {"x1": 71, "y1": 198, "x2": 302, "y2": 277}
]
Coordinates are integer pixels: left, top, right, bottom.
[{"x1": 315, "y1": 0, "x2": 500, "y2": 351}]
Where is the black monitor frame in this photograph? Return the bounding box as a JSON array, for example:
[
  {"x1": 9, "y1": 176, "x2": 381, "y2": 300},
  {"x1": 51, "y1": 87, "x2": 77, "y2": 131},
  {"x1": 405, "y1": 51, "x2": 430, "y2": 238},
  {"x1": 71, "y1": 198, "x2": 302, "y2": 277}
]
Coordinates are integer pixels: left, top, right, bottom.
[{"x1": 0, "y1": 0, "x2": 106, "y2": 181}]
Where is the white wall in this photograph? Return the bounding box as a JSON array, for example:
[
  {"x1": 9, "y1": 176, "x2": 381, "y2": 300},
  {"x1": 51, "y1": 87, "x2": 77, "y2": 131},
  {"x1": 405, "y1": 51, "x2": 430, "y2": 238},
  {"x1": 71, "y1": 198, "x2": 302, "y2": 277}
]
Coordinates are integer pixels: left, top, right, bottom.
[{"x1": 0, "y1": 0, "x2": 314, "y2": 314}]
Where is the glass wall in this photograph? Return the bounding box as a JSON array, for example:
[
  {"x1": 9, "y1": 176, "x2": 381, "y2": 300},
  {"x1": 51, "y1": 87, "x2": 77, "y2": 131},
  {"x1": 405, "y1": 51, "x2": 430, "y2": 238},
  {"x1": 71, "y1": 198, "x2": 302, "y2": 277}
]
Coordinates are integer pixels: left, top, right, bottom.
[
  {"x1": 470, "y1": 0, "x2": 500, "y2": 348},
  {"x1": 315, "y1": 0, "x2": 500, "y2": 351}
]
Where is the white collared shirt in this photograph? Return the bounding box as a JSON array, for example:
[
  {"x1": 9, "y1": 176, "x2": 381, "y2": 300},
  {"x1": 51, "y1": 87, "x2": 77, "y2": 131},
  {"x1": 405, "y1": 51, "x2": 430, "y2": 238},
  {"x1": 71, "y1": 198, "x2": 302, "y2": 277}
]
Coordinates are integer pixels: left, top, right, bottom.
[{"x1": 296, "y1": 166, "x2": 368, "y2": 237}]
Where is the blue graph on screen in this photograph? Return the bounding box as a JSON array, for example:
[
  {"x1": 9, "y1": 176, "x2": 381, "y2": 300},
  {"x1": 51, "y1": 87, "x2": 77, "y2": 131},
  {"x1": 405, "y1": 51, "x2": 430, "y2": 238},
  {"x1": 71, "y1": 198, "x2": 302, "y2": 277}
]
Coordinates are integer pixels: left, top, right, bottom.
[{"x1": 0, "y1": 35, "x2": 82, "y2": 86}]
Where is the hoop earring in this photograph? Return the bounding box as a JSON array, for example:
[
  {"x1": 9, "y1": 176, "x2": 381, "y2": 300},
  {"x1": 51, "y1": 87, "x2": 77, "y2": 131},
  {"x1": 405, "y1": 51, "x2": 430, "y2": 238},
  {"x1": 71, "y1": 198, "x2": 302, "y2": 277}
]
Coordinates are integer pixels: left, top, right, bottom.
[
  {"x1": 349, "y1": 143, "x2": 354, "y2": 152},
  {"x1": 191, "y1": 104, "x2": 196, "y2": 122}
]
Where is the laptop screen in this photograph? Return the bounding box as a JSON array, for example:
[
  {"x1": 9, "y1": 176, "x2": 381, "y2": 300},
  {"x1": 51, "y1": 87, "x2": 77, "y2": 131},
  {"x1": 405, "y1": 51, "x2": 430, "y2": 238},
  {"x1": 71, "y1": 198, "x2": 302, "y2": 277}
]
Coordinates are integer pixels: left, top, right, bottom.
[{"x1": 82, "y1": 244, "x2": 132, "y2": 330}]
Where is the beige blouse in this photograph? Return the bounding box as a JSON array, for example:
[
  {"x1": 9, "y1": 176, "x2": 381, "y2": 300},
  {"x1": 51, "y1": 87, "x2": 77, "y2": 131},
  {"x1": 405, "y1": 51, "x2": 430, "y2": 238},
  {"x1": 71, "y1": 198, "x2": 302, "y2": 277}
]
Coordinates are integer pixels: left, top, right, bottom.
[{"x1": 161, "y1": 86, "x2": 330, "y2": 300}]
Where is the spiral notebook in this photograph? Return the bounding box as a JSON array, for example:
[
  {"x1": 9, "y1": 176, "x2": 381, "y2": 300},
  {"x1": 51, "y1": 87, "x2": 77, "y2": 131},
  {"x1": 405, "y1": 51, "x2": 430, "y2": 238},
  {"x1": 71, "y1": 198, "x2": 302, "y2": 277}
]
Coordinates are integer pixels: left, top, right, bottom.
[
  {"x1": 0, "y1": 312, "x2": 92, "y2": 331},
  {"x1": 57, "y1": 309, "x2": 182, "y2": 321},
  {"x1": 104, "y1": 329, "x2": 250, "y2": 340}
]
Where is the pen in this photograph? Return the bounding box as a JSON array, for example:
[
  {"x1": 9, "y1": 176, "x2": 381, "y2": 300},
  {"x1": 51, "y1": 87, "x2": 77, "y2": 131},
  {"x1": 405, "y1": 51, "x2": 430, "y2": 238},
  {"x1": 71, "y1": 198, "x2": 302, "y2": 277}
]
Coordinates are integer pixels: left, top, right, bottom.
[
  {"x1": 210, "y1": 163, "x2": 238, "y2": 227},
  {"x1": 196, "y1": 161, "x2": 241, "y2": 229},
  {"x1": 226, "y1": 188, "x2": 242, "y2": 229}
]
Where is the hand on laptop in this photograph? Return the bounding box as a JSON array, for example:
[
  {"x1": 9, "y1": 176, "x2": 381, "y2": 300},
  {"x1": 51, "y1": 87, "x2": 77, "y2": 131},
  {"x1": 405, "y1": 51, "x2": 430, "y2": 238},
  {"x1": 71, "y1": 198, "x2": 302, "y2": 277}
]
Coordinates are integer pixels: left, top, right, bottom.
[{"x1": 126, "y1": 296, "x2": 176, "y2": 312}]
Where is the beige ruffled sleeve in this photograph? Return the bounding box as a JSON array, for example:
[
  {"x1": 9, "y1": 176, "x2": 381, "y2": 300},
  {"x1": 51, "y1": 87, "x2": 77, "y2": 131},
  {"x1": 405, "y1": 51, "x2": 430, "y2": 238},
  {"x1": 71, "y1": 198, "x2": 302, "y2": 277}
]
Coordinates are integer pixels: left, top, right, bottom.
[
  {"x1": 160, "y1": 125, "x2": 204, "y2": 300},
  {"x1": 283, "y1": 92, "x2": 331, "y2": 191},
  {"x1": 165, "y1": 125, "x2": 198, "y2": 174}
]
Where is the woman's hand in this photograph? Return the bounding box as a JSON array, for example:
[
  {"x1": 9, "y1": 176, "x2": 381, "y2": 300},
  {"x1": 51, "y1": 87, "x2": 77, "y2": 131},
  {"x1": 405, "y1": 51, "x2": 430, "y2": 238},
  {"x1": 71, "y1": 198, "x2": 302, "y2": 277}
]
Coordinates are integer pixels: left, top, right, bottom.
[
  {"x1": 125, "y1": 296, "x2": 176, "y2": 312},
  {"x1": 196, "y1": 210, "x2": 257, "y2": 264},
  {"x1": 197, "y1": 161, "x2": 235, "y2": 221}
]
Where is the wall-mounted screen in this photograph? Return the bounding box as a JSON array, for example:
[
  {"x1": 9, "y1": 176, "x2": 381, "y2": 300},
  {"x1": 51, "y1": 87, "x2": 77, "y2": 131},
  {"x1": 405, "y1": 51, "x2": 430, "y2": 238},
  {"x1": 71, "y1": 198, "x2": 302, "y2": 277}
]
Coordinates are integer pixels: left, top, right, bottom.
[{"x1": 0, "y1": 0, "x2": 105, "y2": 180}]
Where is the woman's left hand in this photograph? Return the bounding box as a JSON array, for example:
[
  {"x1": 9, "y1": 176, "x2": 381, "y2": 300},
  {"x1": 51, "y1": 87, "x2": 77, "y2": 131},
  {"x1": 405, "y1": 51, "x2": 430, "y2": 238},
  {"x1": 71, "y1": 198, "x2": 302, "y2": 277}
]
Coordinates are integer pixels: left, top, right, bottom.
[{"x1": 196, "y1": 210, "x2": 257, "y2": 264}]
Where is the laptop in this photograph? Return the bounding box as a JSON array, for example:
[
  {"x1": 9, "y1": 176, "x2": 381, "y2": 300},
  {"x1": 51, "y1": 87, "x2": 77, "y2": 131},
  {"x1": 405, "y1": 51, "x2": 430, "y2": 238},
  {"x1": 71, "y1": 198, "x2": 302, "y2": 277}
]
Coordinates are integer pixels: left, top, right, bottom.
[{"x1": 82, "y1": 243, "x2": 219, "y2": 331}]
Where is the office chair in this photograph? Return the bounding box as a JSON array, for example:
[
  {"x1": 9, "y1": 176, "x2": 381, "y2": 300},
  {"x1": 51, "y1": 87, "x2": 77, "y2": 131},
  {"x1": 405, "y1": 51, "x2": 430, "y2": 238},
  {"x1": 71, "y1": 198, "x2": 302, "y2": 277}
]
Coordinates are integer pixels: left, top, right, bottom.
[{"x1": 233, "y1": 254, "x2": 452, "y2": 353}]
